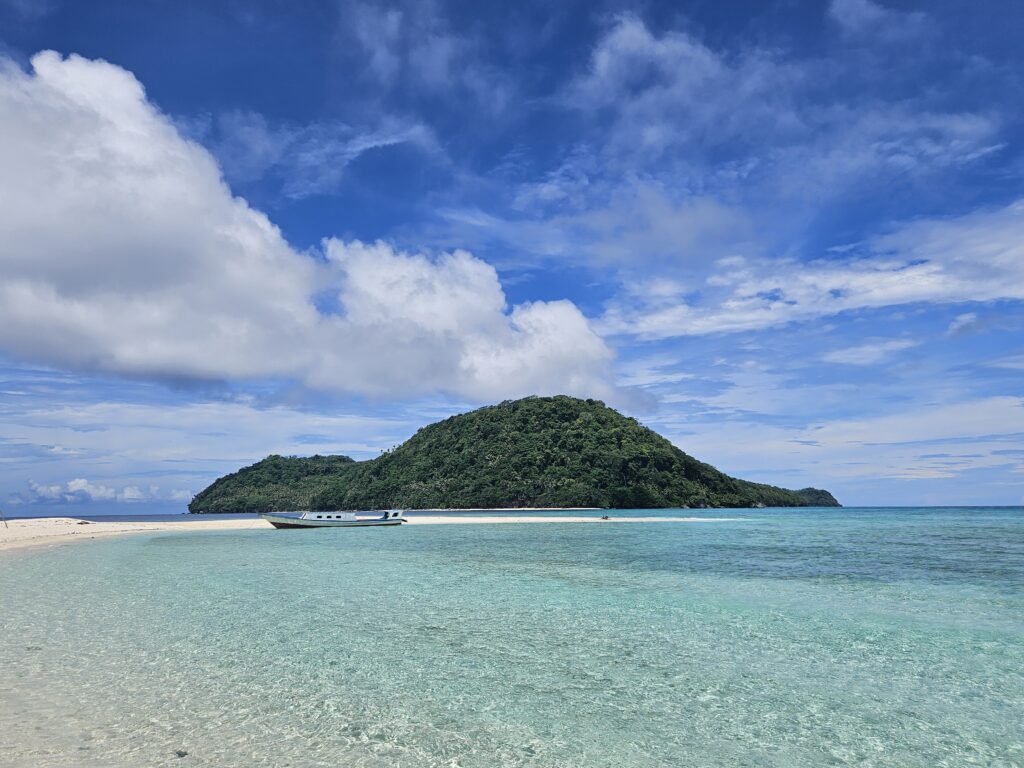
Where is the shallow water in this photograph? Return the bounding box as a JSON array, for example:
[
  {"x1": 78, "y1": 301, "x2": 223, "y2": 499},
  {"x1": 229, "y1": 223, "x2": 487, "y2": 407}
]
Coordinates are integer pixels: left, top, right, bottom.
[{"x1": 1, "y1": 507, "x2": 1021, "y2": 767}]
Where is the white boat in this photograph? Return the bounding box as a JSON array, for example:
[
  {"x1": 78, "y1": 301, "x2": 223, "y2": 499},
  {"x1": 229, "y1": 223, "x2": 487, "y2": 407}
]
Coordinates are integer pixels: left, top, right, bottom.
[{"x1": 261, "y1": 510, "x2": 406, "y2": 529}]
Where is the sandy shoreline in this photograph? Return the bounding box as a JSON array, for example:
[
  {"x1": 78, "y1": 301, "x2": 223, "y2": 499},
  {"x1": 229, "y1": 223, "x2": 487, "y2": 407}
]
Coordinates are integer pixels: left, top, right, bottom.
[
  {"x1": 0, "y1": 517, "x2": 272, "y2": 553},
  {"x1": 410, "y1": 507, "x2": 604, "y2": 511},
  {"x1": 0, "y1": 514, "x2": 729, "y2": 554}
]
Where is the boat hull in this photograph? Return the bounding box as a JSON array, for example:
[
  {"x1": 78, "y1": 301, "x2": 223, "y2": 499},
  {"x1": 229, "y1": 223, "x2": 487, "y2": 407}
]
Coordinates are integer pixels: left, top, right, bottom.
[{"x1": 261, "y1": 513, "x2": 404, "y2": 529}]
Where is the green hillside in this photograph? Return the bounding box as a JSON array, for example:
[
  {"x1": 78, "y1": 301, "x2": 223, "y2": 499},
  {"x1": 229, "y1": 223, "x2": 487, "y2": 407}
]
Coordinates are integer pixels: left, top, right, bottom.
[{"x1": 189, "y1": 396, "x2": 839, "y2": 512}]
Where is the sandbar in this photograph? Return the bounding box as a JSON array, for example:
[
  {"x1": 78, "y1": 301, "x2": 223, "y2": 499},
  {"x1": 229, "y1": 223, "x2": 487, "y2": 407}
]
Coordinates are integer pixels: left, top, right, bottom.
[{"x1": 0, "y1": 514, "x2": 732, "y2": 554}]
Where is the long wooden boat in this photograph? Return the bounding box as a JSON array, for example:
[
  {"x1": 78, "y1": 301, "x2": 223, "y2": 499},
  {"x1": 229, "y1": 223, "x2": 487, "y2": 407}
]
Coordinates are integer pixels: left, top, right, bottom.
[{"x1": 261, "y1": 510, "x2": 406, "y2": 529}]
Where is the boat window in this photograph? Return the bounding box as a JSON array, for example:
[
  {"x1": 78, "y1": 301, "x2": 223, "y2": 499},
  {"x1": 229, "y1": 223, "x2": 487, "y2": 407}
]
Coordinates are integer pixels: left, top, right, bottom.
[{"x1": 316, "y1": 515, "x2": 322, "y2": 519}]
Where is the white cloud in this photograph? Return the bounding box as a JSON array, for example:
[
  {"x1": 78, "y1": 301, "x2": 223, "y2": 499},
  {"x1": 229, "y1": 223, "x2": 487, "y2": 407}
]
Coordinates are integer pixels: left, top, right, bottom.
[
  {"x1": 26, "y1": 476, "x2": 189, "y2": 504},
  {"x1": 779, "y1": 109, "x2": 1001, "y2": 198},
  {"x1": 118, "y1": 485, "x2": 145, "y2": 502},
  {"x1": 0, "y1": 390, "x2": 470, "y2": 508},
  {"x1": 1, "y1": 0, "x2": 52, "y2": 20},
  {"x1": 27, "y1": 480, "x2": 62, "y2": 500},
  {"x1": 66, "y1": 477, "x2": 116, "y2": 501},
  {"x1": 617, "y1": 357, "x2": 693, "y2": 388},
  {"x1": 342, "y1": 1, "x2": 511, "y2": 112},
  {"x1": 648, "y1": 396, "x2": 1024, "y2": 503},
  {"x1": 567, "y1": 13, "x2": 981, "y2": 174},
  {"x1": 0, "y1": 52, "x2": 616, "y2": 402},
  {"x1": 311, "y1": 239, "x2": 616, "y2": 399},
  {"x1": 805, "y1": 397, "x2": 1024, "y2": 460},
  {"x1": 573, "y1": 15, "x2": 721, "y2": 109},
  {"x1": 511, "y1": 150, "x2": 595, "y2": 211},
  {"x1": 600, "y1": 200, "x2": 1024, "y2": 339},
  {"x1": 438, "y1": 15, "x2": 1001, "y2": 284},
  {"x1": 2, "y1": 398, "x2": 421, "y2": 466},
  {"x1": 828, "y1": 0, "x2": 929, "y2": 40},
  {"x1": 828, "y1": 0, "x2": 889, "y2": 30},
  {"x1": 210, "y1": 109, "x2": 436, "y2": 199},
  {"x1": 349, "y1": 3, "x2": 404, "y2": 83},
  {"x1": 946, "y1": 312, "x2": 979, "y2": 336},
  {"x1": 569, "y1": 14, "x2": 802, "y2": 159},
  {"x1": 438, "y1": 182, "x2": 760, "y2": 274},
  {"x1": 823, "y1": 339, "x2": 918, "y2": 365},
  {"x1": 562, "y1": 184, "x2": 754, "y2": 267},
  {"x1": 989, "y1": 355, "x2": 1024, "y2": 371}
]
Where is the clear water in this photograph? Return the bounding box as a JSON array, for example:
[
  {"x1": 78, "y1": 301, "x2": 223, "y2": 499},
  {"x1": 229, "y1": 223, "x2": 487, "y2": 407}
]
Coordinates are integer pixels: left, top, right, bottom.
[{"x1": 1, "y1": 507, "x2": 1021, "y2": 767}]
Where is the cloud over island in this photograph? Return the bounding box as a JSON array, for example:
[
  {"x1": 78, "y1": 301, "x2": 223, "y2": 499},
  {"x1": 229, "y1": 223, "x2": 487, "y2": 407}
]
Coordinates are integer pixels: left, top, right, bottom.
[{"x1": 0, "y1": 51, "x2": 616, "y2": 403}]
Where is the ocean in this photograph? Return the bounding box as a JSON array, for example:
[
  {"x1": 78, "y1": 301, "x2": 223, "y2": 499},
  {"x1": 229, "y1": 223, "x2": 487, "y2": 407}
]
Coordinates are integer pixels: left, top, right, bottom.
[{"x1": 0, "y1": 507, "x2": 1021, "y2": 767}]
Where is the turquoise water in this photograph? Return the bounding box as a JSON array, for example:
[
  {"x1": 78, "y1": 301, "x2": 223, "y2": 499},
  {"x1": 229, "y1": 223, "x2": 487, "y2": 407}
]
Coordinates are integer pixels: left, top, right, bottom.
[{"x1": 1, "y1": 508, "x2": 1022, "y2": 767}]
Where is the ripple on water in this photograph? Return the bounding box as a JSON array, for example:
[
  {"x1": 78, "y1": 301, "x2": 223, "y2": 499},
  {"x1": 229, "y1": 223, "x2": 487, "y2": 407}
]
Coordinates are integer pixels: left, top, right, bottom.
[{"x1": 0, "y1": 508, "x2": 1022, "y2": 767}]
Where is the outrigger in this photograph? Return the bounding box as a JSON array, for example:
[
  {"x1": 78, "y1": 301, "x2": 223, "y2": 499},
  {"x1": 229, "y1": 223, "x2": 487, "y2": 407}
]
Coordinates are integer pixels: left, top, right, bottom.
[{"x1": 261, "y1": 510, "x2": 406, "y2": 528}]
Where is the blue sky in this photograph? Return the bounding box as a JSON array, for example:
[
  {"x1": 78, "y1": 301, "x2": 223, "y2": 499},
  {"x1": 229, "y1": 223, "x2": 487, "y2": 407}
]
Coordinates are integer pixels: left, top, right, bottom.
[{"x1": 1, "y1": 0, "x2": 1023, "y2": 513}]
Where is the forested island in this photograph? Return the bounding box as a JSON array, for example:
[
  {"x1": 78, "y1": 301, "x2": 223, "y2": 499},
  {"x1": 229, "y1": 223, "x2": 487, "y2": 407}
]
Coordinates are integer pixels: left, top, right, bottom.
[{"x1": 189, "y1": 396, "x2": 840, "y2": 512}]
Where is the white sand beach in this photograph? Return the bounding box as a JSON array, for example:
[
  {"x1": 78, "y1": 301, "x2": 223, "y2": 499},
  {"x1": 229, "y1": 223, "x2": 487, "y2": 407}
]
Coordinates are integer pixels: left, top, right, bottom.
[
  {"x1": 405, "y1": 514, "x2": 726, "y2": 525},
  {"x1": 0, "y1": 514, "x2": 729, "y2": 553},
  {"x1": 0, "y1": 516, "x2": 270, "y2": 553}
]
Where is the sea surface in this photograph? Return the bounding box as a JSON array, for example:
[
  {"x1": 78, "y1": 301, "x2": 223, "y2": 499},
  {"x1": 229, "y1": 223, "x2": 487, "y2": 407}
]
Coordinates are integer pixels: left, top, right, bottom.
[{"x1": 1, "y1": 507, "x2": 1022, "y2": 767}]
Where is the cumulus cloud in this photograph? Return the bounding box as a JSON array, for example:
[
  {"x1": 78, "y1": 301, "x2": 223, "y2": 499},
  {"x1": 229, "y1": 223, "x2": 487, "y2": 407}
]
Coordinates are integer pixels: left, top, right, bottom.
[
  {"x1": 311, "y1": 239, "x2": 615, "y2": 399},
  {"x1": 27, "y1": 477, "x2": 177, "y2": 504},
  {"x1": 27, "y1": 480, "x2": 63, "y2": 500},
  {"x1": 66, "y1": 477, "x2": 116, "y2": 501},
  {"x1": 0, "y1": 51, "x2": 616, "y2": 402}
]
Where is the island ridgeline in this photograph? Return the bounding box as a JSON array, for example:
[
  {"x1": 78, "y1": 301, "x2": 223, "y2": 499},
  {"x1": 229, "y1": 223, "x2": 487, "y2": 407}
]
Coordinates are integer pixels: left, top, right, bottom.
[{"x1": 189, "y1": 396, "x2": 839, "y2": 512}]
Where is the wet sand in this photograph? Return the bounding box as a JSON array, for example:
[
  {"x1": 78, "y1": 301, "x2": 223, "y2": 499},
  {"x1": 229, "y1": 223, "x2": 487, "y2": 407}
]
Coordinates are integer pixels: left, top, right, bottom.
[{"x1": 0, "y1": 514, "x2": 731, "y2": 553}]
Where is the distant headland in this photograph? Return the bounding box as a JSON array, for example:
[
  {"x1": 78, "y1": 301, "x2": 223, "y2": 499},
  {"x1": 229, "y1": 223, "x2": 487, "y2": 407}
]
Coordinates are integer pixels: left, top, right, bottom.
[{"x1": 189, "y1": 396, "x2": 840, "y2": 512}]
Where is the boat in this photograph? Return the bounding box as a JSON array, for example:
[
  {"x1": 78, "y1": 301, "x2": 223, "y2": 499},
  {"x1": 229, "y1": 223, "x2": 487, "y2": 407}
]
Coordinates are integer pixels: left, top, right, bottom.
[{"x1": 261, "y1": 510, "x2": 406, "y2": 529}]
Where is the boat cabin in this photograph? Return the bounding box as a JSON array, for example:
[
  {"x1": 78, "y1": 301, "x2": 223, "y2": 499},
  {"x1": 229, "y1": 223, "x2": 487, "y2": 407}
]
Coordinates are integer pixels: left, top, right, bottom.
[{"x1": 300, "y1": 511, "x2": 358, "y2": 522}]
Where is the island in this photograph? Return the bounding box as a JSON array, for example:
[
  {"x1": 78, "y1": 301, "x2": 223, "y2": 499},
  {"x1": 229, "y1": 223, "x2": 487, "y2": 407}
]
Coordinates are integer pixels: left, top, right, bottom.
[{"x1": 190, "y1": 396, "x2": 840, "y2": 512}]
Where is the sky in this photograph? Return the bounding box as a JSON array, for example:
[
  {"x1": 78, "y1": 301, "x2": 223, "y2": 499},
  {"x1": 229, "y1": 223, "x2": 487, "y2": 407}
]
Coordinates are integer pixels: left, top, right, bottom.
[{"x1": 1, "y1": 0, "x2": 1023, "y2": 513}]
